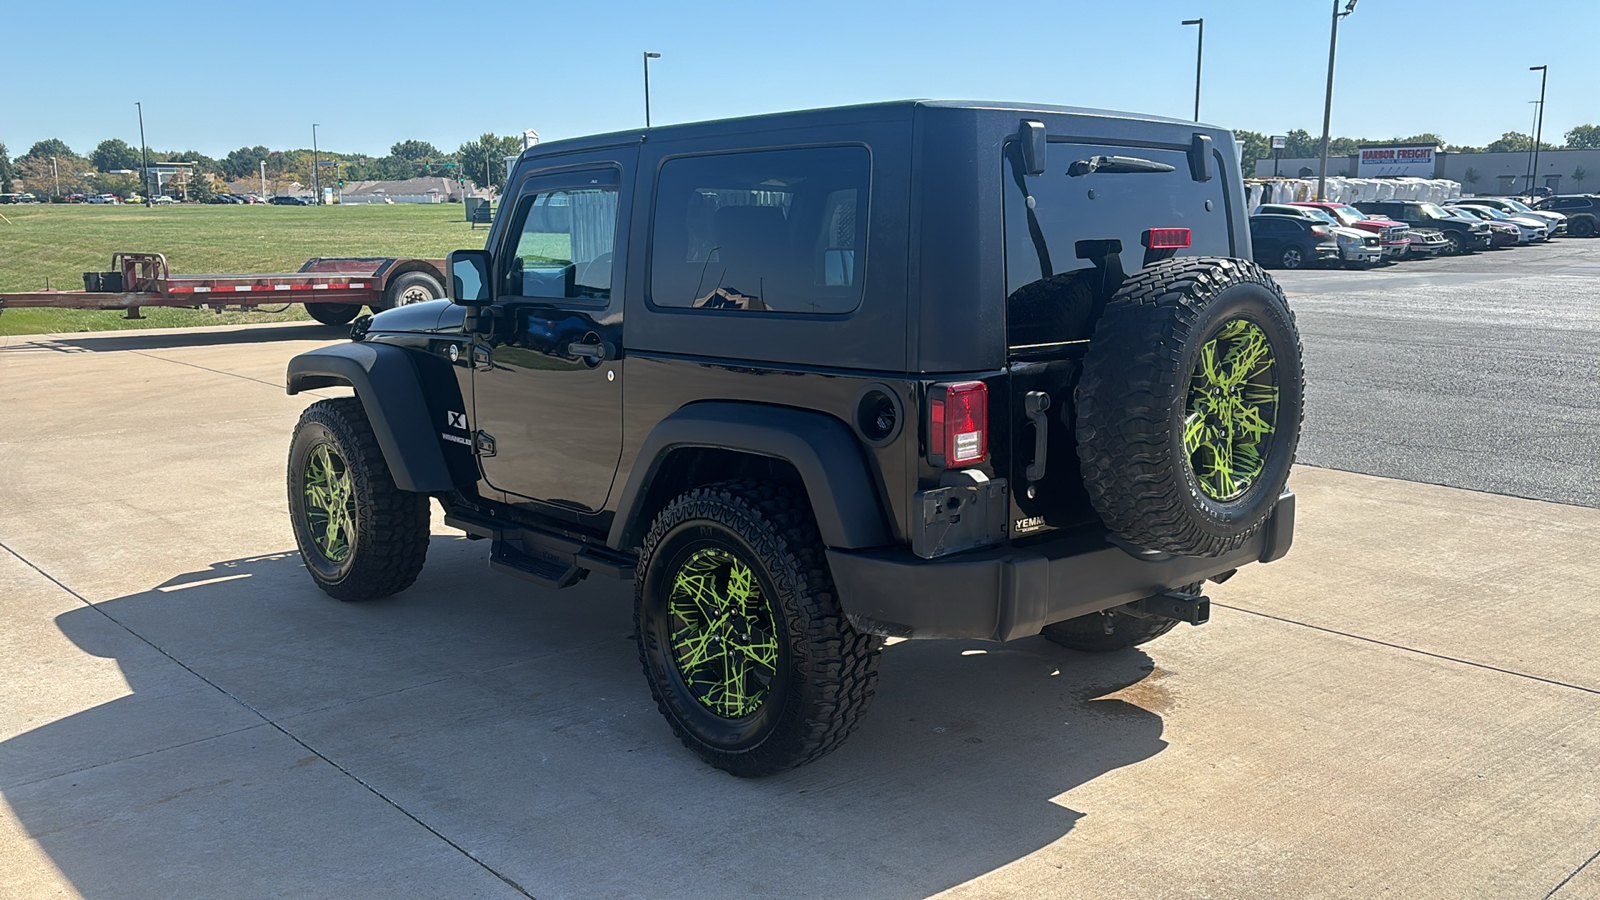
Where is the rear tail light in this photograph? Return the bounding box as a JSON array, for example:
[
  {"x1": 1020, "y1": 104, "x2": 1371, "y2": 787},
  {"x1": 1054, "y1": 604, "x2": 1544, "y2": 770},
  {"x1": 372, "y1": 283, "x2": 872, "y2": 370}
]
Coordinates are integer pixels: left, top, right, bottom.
[
  {"x1": 1311, "y1": 225, "x2": 1332, "y2": 237},
  {"x1": 1143, "y1": 227, "x2": 1191, "y2": 250},
  {"x1": 928, "y1": 381, "x2": 987, "y2": 467}
]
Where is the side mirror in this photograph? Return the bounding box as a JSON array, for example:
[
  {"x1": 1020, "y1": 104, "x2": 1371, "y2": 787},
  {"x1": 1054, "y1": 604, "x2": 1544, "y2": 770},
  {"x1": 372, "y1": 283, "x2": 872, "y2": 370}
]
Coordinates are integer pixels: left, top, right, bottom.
[{"x1": 447, "y1": 249, "x2": 494, "y2": 306}]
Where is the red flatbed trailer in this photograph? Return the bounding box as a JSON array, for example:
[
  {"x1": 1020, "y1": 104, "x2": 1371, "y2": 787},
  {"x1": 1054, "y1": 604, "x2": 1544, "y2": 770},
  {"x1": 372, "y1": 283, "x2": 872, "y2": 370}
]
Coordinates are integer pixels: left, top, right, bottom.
[{"x1": 0, "y1": 252, "x2": 447, "y2": 324}]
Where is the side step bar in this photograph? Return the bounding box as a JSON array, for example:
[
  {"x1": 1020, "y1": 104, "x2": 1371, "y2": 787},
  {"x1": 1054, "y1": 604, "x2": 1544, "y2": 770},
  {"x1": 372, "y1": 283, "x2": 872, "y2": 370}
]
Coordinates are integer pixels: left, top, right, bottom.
[{"x1": 444, "y1": 510, "x2": 636, "y2": 591}]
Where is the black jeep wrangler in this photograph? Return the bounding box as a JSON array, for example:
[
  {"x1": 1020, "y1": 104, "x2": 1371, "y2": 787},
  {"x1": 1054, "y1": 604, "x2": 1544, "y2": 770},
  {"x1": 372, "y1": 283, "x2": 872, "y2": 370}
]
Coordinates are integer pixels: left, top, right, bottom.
[{"x1": 284, "y1": 101, "x2": 1303, "y2": 776}]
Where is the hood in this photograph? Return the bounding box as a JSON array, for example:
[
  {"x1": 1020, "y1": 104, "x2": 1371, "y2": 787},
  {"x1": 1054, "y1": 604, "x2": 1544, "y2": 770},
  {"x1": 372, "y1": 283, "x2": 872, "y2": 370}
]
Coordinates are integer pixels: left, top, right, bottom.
[
  {"x1": 1329, "y1": 226, "x2": 1371, "y2": 241},
  {"x1": 366, "y1": 299, "x2": 453, "y2": 333}
]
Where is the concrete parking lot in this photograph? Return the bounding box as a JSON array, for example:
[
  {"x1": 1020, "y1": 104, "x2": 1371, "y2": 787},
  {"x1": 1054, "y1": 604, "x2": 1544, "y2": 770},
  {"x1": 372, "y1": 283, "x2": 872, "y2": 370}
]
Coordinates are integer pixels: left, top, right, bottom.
[{"x1": 2, "y1": 244, "x2": 1598, "y2": 899}]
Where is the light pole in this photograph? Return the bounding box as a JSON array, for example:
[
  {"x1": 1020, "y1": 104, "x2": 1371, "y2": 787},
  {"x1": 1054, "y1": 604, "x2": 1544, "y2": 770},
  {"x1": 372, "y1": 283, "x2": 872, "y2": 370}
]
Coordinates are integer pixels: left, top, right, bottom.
[
  {"x1": 311, "y1": 124, "x2": 321, "y2": 205},
  {"x1": 644, "y1": 51, "x2": 661, "y2": 127},
  {"x1": 1182, "y1": 19, "x2": 1203, "y2": 122},
  {"x1": 260, "y1": 160, "x2": 268, "y2": 200},
  {"x1": 1524, "y1": 100, "x2": 1541, "y2": 194},
  {"x1": 136, "y1": 101, "x2": 151, "y2": 207},
  {"x1": 1316, "y1": 0, "x2": 1359, "y2": 201},
  {"x1": 1530, "y1": 65, "x2": 1548, "y2": 196},
  {"x1": 51, "y1": 157, "x2": 60, "y2": 198}
]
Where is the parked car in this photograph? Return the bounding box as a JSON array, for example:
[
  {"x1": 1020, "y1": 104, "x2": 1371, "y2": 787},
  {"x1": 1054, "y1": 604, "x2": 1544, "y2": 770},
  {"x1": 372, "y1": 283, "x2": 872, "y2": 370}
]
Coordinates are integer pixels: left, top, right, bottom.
[
  {"x1": 1291, "y1": 201, "x2": 1412, "y2": 259},
  {"x1": 1258, "y1": 205, "x2": 1382, "y2": 265},
  {"x1": 283, "y1": 100, "x2": 1304, "y2": 776},
  {"x1": 1353, "y1": 201, "x2": 1492, "y2": 254},
  {"x1": 1253, "y1": 204, "x2": 1382, "y2": 267},
  {"x1": 150, "y1": 195, "x2": 176, "y2": 205},
  {"x1": 1530, "y1": 195, "x2": 1598, "y2": 237},
  {"x1": 1449, "y1": 205, "x2": 1547, "y2": 243},
  {"x1": 1444, "y1": 207, "x2": 1520, "y2": 247},
  {"x1": 208, "y1": 193, "x2": 244, "y2": 205},
  {"x1": 268, "y1": 195, "x2": 312, "y2": 206},
  {"x1": 1403, "y1": 228, "x2": 1450, "y2": 258},
  {"x1": 1446, "y1": 197, "x2": 1565, "y2": 235},
  {"x1": 1250, "y1": 214, "x2": 1341, "y2": 269}
]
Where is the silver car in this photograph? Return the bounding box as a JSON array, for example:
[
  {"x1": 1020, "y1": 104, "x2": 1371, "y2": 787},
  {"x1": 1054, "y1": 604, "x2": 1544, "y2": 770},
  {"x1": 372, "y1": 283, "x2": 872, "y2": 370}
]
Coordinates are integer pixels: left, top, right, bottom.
[
  {"x1": 1447, "y1": 198, "x2": 1565, "y2": 236},
  {"x1": 1451, "y1": 205, "x2": 1548, "y2": 243}
]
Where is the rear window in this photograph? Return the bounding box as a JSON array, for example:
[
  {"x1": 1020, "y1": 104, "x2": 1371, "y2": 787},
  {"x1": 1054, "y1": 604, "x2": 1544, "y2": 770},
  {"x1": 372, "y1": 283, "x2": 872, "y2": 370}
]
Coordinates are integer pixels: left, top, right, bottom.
[
  {"x1": 649, "y1": 146, "x2": 869, "y2": 314},
  {"x1": 1003, "y1": 140, "x2": 1230, "y2": 349}
]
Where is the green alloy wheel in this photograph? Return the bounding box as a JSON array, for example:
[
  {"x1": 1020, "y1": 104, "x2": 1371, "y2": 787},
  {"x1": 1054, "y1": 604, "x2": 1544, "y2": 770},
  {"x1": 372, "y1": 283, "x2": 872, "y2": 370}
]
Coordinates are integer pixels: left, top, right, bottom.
[
  {"x1": 287, "y1": 397, "x2": 430, "y2": 601},
  {"x1": 667, "y1": 547, "x2": 781, "y2": 717},
  {"x1": 1183, "y1": 318, "x2": 1280, "y2": 503},
  {"x1": 636, "y1": 480, "x2": 880, "y2": 777},
  {"x1": 303, "y1": 443, "x2": 357, "y2": 562},
  {"x1": 1077, "y1": 257, "x2": 1304, "y2": 557}
]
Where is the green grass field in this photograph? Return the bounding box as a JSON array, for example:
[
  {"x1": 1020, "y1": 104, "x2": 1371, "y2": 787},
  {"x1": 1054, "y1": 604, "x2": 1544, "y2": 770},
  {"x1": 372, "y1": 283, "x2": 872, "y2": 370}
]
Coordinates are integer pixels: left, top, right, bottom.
[{"x1": 0, "y1": 204, "x2": 483, "y2": 335}]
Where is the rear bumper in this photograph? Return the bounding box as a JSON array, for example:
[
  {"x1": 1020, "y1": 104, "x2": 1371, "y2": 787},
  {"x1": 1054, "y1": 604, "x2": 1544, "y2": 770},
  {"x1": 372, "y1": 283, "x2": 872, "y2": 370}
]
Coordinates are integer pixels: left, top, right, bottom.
[{"x1": 828, "y1": 492, "x2": 1295, "y2": 642}]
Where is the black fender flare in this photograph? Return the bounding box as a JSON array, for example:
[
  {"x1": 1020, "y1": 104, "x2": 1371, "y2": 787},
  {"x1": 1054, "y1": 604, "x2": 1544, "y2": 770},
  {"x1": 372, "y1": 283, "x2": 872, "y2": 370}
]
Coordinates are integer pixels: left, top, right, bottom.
[
  {"x1": 607, "y1": 402, "x2": 892, "y2": 551},
  {"x1": 286, "y1": 343, "x2": 457, "y2": 493}
]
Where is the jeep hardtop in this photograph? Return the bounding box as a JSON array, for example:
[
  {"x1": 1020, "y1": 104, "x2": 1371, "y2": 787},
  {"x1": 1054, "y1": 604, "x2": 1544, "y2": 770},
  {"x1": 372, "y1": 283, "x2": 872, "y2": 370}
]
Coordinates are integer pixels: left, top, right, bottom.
[{"x1": 284, "y1": 100, "x2": 1303, "y2": 775}]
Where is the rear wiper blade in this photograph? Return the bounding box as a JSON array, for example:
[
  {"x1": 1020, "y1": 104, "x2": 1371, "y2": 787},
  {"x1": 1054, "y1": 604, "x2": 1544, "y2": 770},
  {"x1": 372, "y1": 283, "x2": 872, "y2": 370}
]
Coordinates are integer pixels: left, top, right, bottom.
[{"x1": 1067, "y1": 155, "x2": 1176, "y2": 176}]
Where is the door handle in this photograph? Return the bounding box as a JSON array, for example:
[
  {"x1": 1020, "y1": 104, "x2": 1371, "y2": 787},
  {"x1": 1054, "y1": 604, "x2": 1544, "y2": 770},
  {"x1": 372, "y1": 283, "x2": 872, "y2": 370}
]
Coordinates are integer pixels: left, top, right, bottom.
[{"x1": 569, "y1": 340, "x2": 606, "y2": 360}]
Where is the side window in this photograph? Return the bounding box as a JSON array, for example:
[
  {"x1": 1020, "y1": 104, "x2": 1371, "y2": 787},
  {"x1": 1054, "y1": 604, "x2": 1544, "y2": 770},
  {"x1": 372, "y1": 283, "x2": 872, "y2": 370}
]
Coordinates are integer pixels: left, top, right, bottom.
[
  {"x1": 500, "y1": 169, "x2": 620, "y2": 302},
  {"x1": 649, "y1": 146, "x2": 869, "y2": 314}
]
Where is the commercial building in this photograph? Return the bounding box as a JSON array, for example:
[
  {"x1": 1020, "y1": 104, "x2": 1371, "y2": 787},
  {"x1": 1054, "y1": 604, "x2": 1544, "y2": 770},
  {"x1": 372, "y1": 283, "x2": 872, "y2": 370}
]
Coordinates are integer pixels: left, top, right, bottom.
[{"x1": 1254, "y1": 144, "x2": 1600, "y2": 196}]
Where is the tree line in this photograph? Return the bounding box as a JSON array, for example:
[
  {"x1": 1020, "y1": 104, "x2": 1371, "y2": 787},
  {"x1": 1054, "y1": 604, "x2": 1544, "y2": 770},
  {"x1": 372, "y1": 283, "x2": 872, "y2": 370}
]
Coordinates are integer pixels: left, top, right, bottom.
[
  {"x1": 6, "y1": 123, "x2": 1599, "y2": 200},
  {"x1": 1235, "y1": 124, "x2": 1600, "y2": 177},
  {"x1": 0, "y1": 133, "x2": 526, "y2": 200}
]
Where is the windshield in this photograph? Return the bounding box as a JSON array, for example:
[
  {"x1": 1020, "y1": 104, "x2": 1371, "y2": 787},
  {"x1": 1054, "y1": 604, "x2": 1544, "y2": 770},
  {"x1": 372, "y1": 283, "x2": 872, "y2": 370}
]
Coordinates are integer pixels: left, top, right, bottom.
[
  {"x1": 1420, "y1": 203, "x2": 1457, "y2": 220},
  {"x1": 1300, "y1": 208, "x2": 1339, "y2": 225},
  {"x1": 1470, "y1": 207, "x2": 1510, "y2": 220},
  {"x1": 1502, "y1": 199, "x2": 1535, "y2": 213},
  {"x1": 1325, "y1": 206, "x2": 1365, "y2": 226}
]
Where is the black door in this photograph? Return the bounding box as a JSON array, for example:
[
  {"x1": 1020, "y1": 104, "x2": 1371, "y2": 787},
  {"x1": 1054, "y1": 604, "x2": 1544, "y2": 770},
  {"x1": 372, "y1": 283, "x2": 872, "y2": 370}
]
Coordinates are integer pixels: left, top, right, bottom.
[{"x1": 472, "y1": 156, "x2": 633, "y2": 513}]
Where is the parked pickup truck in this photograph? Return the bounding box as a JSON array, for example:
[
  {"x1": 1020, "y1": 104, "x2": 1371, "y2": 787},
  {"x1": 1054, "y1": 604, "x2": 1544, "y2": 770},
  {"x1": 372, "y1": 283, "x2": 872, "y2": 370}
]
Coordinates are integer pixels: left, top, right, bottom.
[
  {"x1": 1353, "y1": 200, "x2": 1492, "y2": 254},
  {"x1": 1291, "y1": 201, "x2": 1411, "y2": 259}
]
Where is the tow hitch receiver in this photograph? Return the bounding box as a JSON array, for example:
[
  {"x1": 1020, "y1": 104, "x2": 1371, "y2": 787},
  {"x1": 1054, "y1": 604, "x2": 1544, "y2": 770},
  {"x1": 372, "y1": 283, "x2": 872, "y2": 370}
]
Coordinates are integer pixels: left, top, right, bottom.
[{"x1": 1120, "y1": 589, "x2": 1210, "y2": 626}]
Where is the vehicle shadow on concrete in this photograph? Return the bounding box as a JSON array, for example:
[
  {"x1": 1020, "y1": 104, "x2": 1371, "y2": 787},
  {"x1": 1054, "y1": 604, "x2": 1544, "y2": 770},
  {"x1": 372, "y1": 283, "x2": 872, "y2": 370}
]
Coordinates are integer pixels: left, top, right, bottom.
[
  {"x1": 0, "y1": 322, "x2": 344, "y2": 355},
  {"x1": 1, "y1": 537, "x2": 1170, "y2": 899}
]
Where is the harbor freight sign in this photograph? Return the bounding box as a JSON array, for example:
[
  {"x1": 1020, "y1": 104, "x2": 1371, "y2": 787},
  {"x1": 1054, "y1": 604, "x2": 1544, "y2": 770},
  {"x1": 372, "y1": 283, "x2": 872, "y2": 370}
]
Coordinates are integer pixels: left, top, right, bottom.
[{"x1": 1358, "y1": 144, "x2": 1438, "y2": 178}]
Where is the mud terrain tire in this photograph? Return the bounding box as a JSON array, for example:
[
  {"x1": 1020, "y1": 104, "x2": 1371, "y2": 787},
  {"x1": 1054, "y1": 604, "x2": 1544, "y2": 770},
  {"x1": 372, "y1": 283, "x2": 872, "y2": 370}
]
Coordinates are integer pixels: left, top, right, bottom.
[
  {"x1": 635, "y1": 480, "x2": 880, "y2": 777},
  {"x1": 288, "y1": 397, "x2": 430, "y2": 600},
  {"x1": 1076, "y1": 257, "x2": 1303, "y2": 557}
]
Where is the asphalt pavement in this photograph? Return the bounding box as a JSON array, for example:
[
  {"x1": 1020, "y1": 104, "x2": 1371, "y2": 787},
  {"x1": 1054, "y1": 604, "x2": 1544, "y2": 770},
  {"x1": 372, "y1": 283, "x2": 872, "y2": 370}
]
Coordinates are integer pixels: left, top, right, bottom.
[{"x1": 1276, "y1": 239, "x2": 1600, "y2": 508}]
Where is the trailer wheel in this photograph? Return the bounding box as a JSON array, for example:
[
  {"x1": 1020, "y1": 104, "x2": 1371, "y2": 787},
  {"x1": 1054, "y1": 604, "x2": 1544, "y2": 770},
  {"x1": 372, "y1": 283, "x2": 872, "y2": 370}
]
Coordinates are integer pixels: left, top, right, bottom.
[
  {"x1": 306, "y1": 303, "x2": 363, "y2": 326},
  {"x1": 378, "y1": 271, "x2": 444, "y2": 311}
]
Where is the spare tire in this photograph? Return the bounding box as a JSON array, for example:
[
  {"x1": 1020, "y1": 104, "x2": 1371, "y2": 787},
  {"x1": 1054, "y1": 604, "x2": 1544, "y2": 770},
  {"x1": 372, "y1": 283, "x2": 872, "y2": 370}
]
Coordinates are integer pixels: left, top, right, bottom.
[{"x1": 1075, "y1": 257, "x2": 1303, "y2": 557}]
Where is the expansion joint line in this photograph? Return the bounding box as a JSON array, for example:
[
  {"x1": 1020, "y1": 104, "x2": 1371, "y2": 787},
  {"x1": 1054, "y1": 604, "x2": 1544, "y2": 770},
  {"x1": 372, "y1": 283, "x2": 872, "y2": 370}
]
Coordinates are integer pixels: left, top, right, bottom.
[{"x1": 1217, "y1": 603, "x2": 1600, "y2": 697}]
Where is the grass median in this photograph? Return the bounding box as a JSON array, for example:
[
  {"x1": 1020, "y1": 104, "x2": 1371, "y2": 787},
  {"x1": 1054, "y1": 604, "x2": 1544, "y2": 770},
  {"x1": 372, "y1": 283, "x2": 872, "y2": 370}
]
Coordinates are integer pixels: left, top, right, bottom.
[{"x1": 0, "y1": 203, "x2": 481, "y2": 335}]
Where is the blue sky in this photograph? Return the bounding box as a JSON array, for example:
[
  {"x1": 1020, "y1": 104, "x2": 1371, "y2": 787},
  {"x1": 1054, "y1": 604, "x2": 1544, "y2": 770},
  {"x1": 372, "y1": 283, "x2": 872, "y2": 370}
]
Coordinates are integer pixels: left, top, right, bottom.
[{"x1": 5, "y1": 1, "x2": 1596, "y2": 158}]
